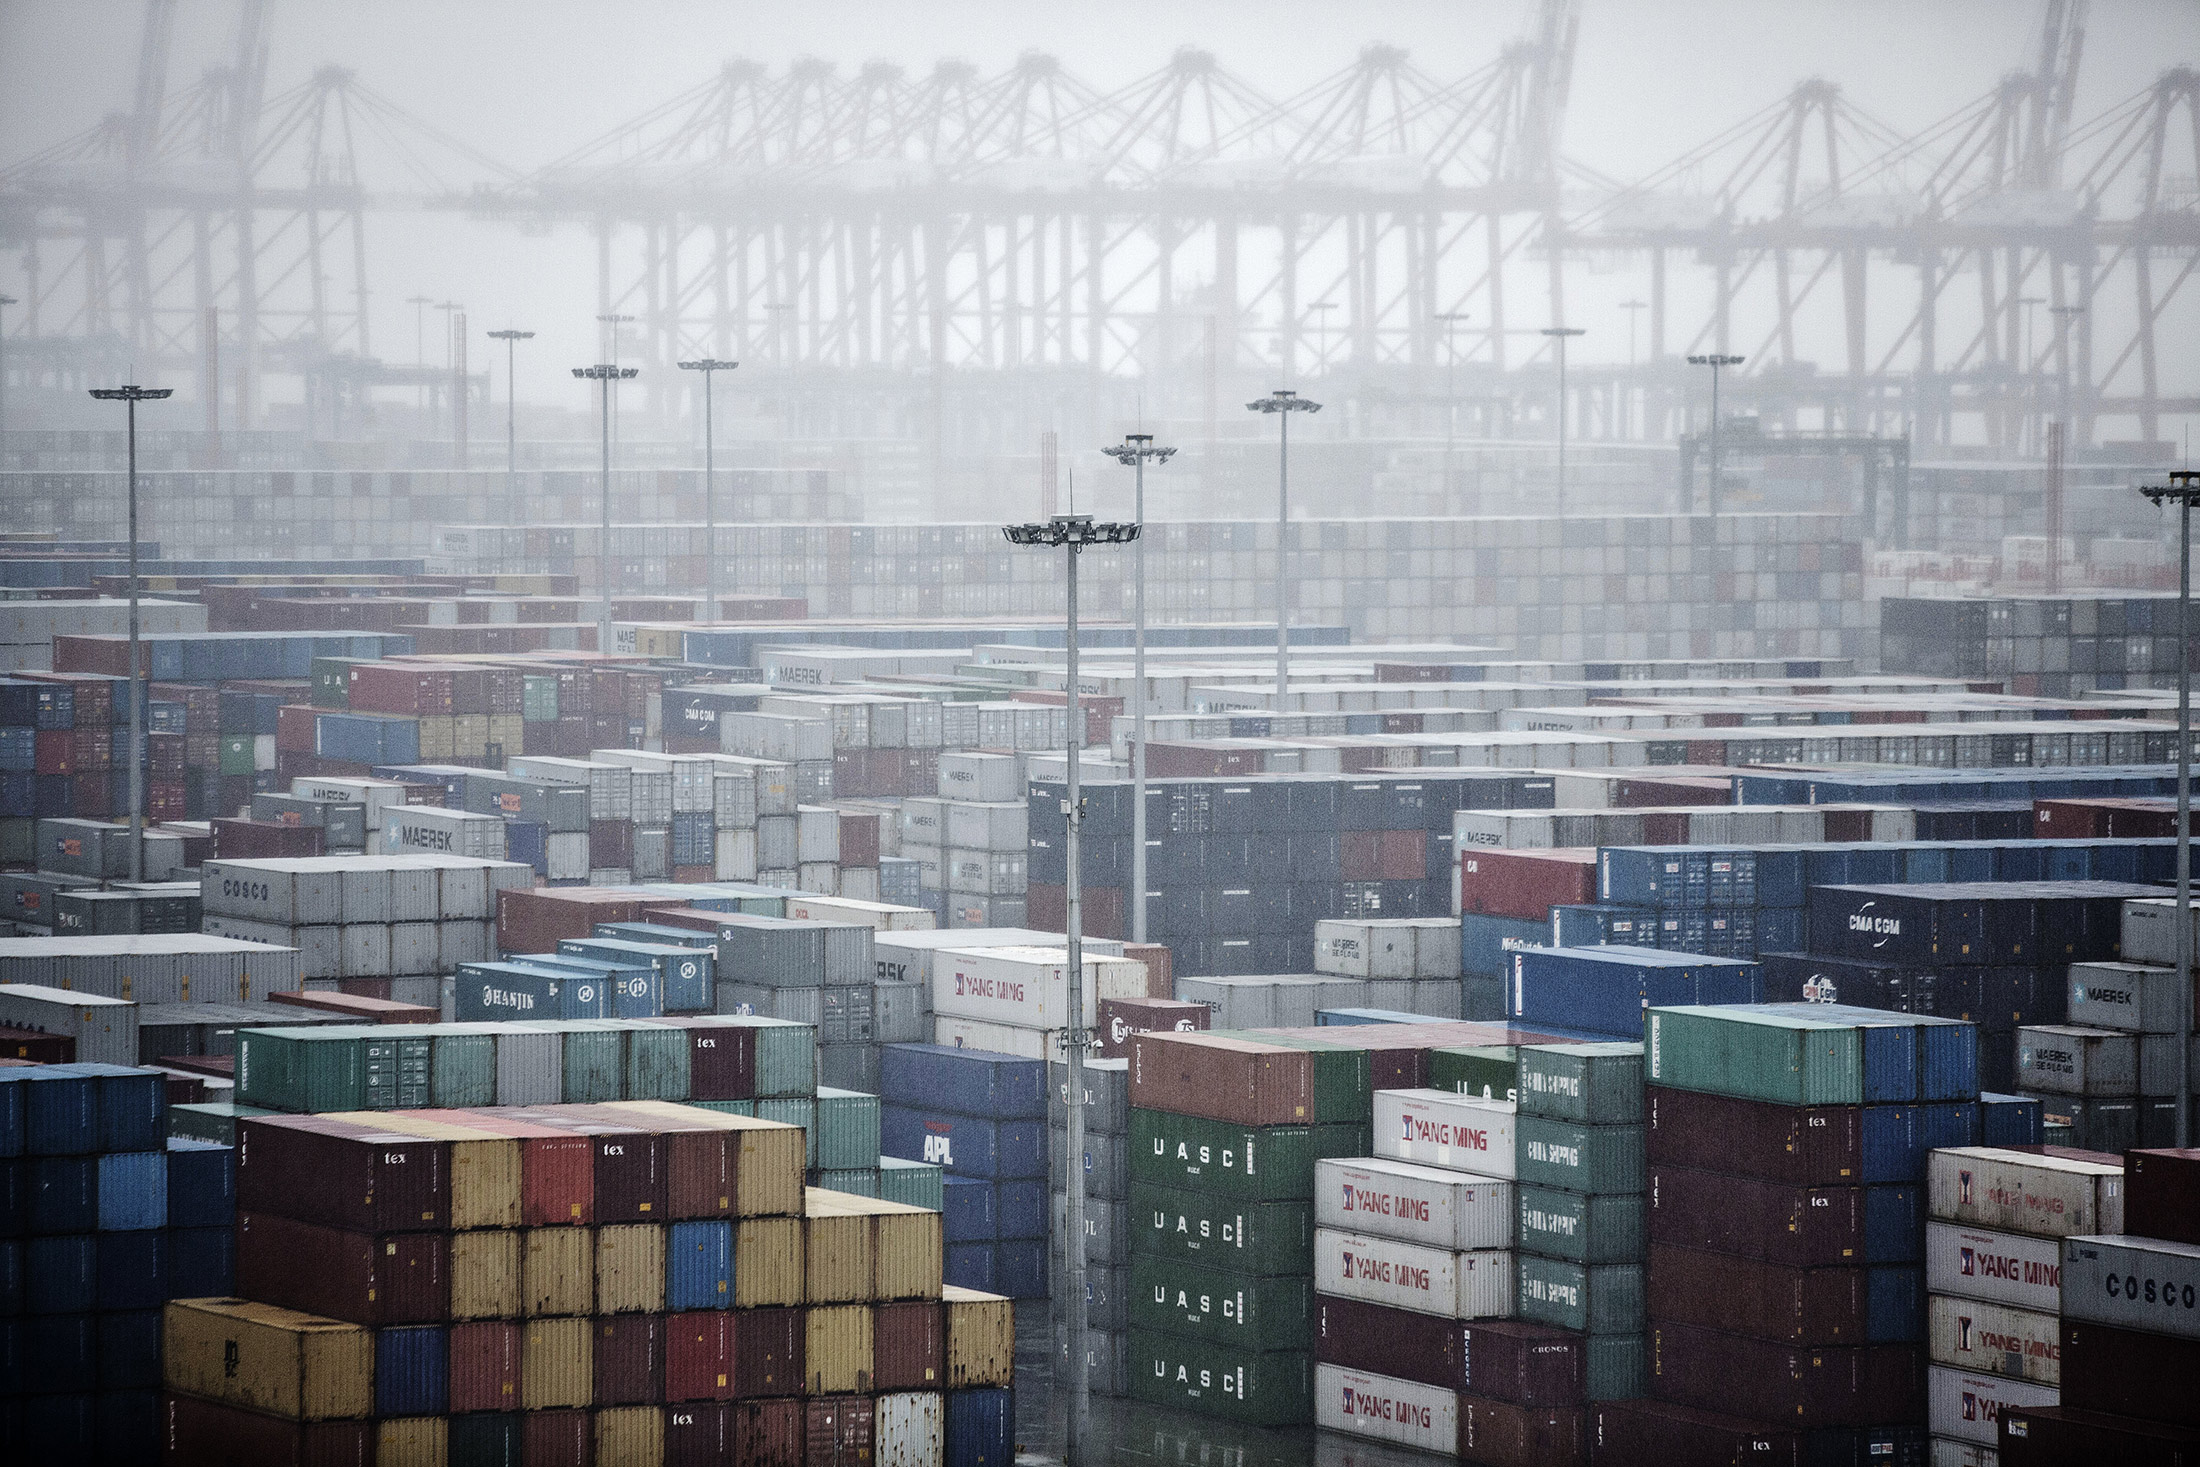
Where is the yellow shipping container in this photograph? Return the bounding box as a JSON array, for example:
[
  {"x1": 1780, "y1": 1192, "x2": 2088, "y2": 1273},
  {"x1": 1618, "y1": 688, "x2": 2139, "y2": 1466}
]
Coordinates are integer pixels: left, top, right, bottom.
[
  {"x1": 814, "y1": 1190, "x2": 944, "y2": 1301},
  {"x1": 324, "y1": 1113, "x2": 522, "y2": 1231},
  {"x1": 417, "y1": 715, "x2": 456, "y2": 762},
  {"x1": 596, "y1": 1224, "x2": 667, "y2": 1314},
  {"x1": 376, "y1": 1416, "x2": 448, "y2": 1467},
  {"x1": 162, "y1": 1297, "x2": 373, "y2": 1421},
  {"x1": 803, "y1": 1189, "x2": 876, "y2": 1305},
  {"x1": 608, "y1": 1102, "x2": 806, "y2": 1216},
  {"x1": 735, "y1": 1215, "x2": 806, "y2": 1308},
  {"x1": 523, "y1": 1227, "x2": 595, "y2": 1317},
  {"x1": 488, "y1": 714, "x2": 526, "y2": 756},
  {"x1": 452, "y1": 714, "x2": 490, "y2": 758},
  {"x1": 521, "y1": 1316, "x2": 594, "y2": 1410},
  {"x1": 449, "y1": 1230, "x2": 523, "y2": 1320},
  {"x1": 806, "y1": 1303, "x2": 876, "y2": 1395},
  {"x1": 943, "y1": 1285, "x2": 1015, "y2": 1389},
  {"x1": 595, "y1": 1405, "x2": 666, "y2": 1467}
]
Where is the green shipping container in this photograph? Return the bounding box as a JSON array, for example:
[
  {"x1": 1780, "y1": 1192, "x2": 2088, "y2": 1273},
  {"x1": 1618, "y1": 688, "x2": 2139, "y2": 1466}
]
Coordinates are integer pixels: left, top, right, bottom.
[
  {"x1": 816, "y1": 1167, "x2": 880, "y2": 1197},
  {"x1": 522, "y1": 674, "x2": 560, "y2": 722},
  {"x1": 429, "y1": 1028, "x2": 499, "y2": 1108},
  {"x1": 310, "y1": 657, "x2": 363, "y2": 708},
  {"x1": 688, "y1": 1099, "x2": 758, "y2": 1118},
  {"x1": 560, "y1": 1021, "x2": 627, "y2": 1103},
  {"x1": 0, "y1": 818, "x2": 31, "y2": 868},
  {"x1": 815, "y1": 1087, "x2": 881, "y2": 1171},
  {"x1": 1126, "y1": 1328, "x2": 1312, "y2": 1427},
  {"x1": 1129, "y1": 1182, "x2": 1313, "y2": 1276},
  {"x1": 1129, "y1": 1109, "x2": 1317, "y2": 1202},
  {"x1": 728, "y1": 1017, "x2": 817, "y2": 1097},
  {"x1": 1211, "y1": 1030, "x2": 1371, "y2": 1124},
  {"x1": 218, "y1": 735, "x2": 257, "y2": 776},
  {"x1": 236, "y1": 1026, "x2": 368, "y2": 1113},
  {"x1": 1312, "y1": 1123, "x2": 1372, "y2": 1160},
  {"x1": 877, "y1": 1155, "x2": 944, "y2": 1211},
  {"x1": 1516, "y1": 1116, "x2": 1645, "y2": 1195},
  {"x1": 1519, "y1": 1042, "x2": 1643, "y2": 1125},
  {"x1": 1127, "y1": 1256, "x2": 1314, "y2": 1350},
  {"x1": 621, "y1": 1021, "x2": 692, "y2": 1101},
  {"x1": 1645, "y1": 1006, "x2": 1864, "y2": 1106},
  {"x1": 1517, "y1": 1255, "x2": 1644, "y2": 1335},
  {"x1": 1585, "y1": 1332, "x2": 1646, "y2": 1401},
  {"x1": 362, "y1": 1034, "x2": 433, "y2": 1110},
  {"x1": 168, "y1": 1100, "x2": 274, "y2": 1145},
  {"x1": 1426, "y1": 1045, "x2": 1518, "y2": 1103},
  {"x1": 1517, "y1": 1183, "x2": 1645, "y2": 1264},
  {"x1": 758, "y1": 1097, "x2": 818, "y2": 1168}
]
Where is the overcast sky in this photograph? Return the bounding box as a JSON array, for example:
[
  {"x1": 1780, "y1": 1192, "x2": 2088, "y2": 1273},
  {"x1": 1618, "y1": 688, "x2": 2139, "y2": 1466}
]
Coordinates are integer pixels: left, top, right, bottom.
[{"x1": 3, "y1": 0, "x2": 2193, "y2": 391}]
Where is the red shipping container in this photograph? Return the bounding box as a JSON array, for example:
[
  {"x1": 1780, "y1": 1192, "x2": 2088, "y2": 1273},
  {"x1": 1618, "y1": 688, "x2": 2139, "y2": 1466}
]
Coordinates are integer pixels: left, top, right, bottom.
[
  {"x1": 1647, "y1": 1165, "x2": 1866, "y2": 1268},
  {"x1": 1457, "y1": 1394, "x2": 1585, "y2": 1467},
  {"x1": 1644, "y1": 1242, "x2": 1870, "y2": 1346},
  {"x1": 1647, "y1": 1321, "x2": 1922, "y2": 1429},
  {"x1": 590, "y1": 819, "x2": 635, "y2": 871},
  {"x1": 276, "y1": 704, "x2": 320, "y2": 754},
  {"x1": 234, "y1": 1210, "x2": 450, "y2": 1325},
  {"x1": 1096, "y1": 997, "x2": 1211, "y2": 1059},
  {"x1": 660, "y1": 1018, "x2": 754, "y2": 1102},
  {"x1": 447, "y1": 1320, "x2": 522, "y2": 1413},
  {"x1": 1377, "y1": 828, "x2": 1427, "y2": 880},
  {"x1": 2061, "y1": 1319, "x2": 2200, "y2": 1429},
  {"x1": 69, "y1": 770, "x2": 112, "y2": 817},
  {"x1": 236, "y1": 1115, "x2": 450, "y2": 1233},
  {"x1": 1456, "y1": 847, "x2": 1596, "y2": 921},
  {"x1": 1645, "y1": 1087, "x2": 1863, "y2": 1187},
  {"x1": 1315, "y1": 1296, "x2": 1583, "y2": 1405},
  {"x1": 838, "y1": 812, "x2": 881, "y2": 869},
  {"x1": 159, "y1": 1393, "x2": 374, "y2": 1467},
  {"x1": 732, "y1": 1306, "x2": 805, "y2": 1398},
  {"x1": 69, "y1": 726, "x2": 110, "y2": 771},
  {"x1": 404, "y1": 1109, "x2": 594, "y2": 1227},
  {"x1": 733, "y1": 1398, "x2": 805, "y2": 1467},
  {"x1": 1999, "y1": 1404, "x2": 2200, "y2": 1465},
  {"x1": 333, "y1": 978, "x2": 394, "y2": 1002},
  {"x1": 52, "y1": 634, "x2": 137, "y2": 678},
  {"x1": 667, "y1": 1310, "x2": 737, "y2": 1402},
  {"x1": 1339, "y1": 831, "x2": 1383, "y2": 882},
  {"x1": 1127, "y1": 1032, "x2": 1314, "y2": 1126},
  {"x1": 2124, "y1": 1147, "x2": 2200, "y2": 1245},
  {"x1": 1615, "y1": 775, "x2": 1730, "y2": 807},
  {"x1": 568, "y1": 1101, "x2": 732, "y2": 1219},
  {"x1": 148, "y1": 781, "x2": 187, "y2": 821},
  {"x1": 1638, "y1": 810, "x2": 1691, "y2": 845},
  {"x1": 212, "y1": 818, "x2": 325, "y2": 860},
  {"x1": 496, "y1": 887, "x2": 652, "y2": 955},
  {"x1": 1124, "y1": 941, "x2": 1174, "y2": 998},
  {"x1": 504, "y1": 1107, "x2": 667, "y2": 1222},
  {"x1": 806, "y1": 1396, "x2": 875, "y2": 1467},
  {"x1": 347, "y1": 663, "x2": 456, "y2": 717},
  {"x1": 873, "y1": 1300, "x2": 945, "y2": 1390},
  {"x1": 595, "y1": 1313, "x2": 666, "y2": 1406},
  {"x1": 520, "y1": 1409, "x2": 592, "y2": 1467},
  {"x1": 0, "y1": 1025, "x2": 74, "y2": 1063},
  {"x1": 269, "y1": 989, "x2": 439, "y2": 1025},
  {"x1": 33, "y1": 730, "x2": 74, "y2": 776}
]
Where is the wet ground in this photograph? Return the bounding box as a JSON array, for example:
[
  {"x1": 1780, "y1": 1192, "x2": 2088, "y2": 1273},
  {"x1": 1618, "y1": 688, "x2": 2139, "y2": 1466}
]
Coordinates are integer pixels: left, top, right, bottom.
[{"x1": 1010, "y1": 1303, "x2": 1440, "y2": 1467}]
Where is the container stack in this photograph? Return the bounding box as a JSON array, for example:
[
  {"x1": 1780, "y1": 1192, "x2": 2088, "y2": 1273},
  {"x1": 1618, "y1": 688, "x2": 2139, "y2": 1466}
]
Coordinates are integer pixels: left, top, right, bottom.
[
  {"x1": 902, "y1": 750, "x2": 1030, "y2": 929},
  {"x1": 1049, "y1": 1055, "x2": 1129, "y2": 1397},
  {"x1": 880, "y1": 1043, "x2": 1049, "y2": 1299},
  {"x1": 0, "y1": 936, "x2": 300, "y2": 1012},
  {"x1": 927, "y1": 942, "x2": 1148, "y2": 1061},
  {"x1": 1920, "y1": 1144, "x2": 2122, "y2": 1462},
  {"x1": 1126, "y1": 1031, "x2": 1320, "y2": 1426},
  {"x1": 647, "y1": 904, "x2": 888, "y2": 1089},
  {"x1": 1, "y1": 1061, "x2": 239, "y2": 1461},
  {"x1": 2000, "y1": 1148, "x2": 2200, "y2": 1461},
  {"x1": 1459, "y1": 848, "x2": 1591, "y2": 1016},
  {"x1": 1313, "y1": 917, "x2": 1465, "y2": 1020},
  {"x1": 1508, "y1": 945, "x2": 1762, "y2": 1038}
]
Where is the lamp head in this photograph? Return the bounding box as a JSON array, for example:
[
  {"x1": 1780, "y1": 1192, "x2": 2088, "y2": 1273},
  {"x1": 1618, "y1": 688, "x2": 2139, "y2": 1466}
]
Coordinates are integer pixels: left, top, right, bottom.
[{"x1": 678, "y1": 359, "x2": 739, "y2": 372}]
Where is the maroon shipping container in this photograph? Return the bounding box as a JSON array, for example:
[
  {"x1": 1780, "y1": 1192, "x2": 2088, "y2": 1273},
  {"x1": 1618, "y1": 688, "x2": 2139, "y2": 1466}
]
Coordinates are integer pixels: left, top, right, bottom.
[
  {"x1": 1645, "y1": 1086, "x2": 1863, "y2": 1186},
  {"x1": 1096, "y1": 997, "x2": 1211, "y2": 1059},
  {"x1": 1644, "y1": 1243, "x2": 1871, "y2": 1346},
  {"x1": 212, "y1": 817, "x2": 326, "y2": 859},
  {"x1": 404, "y1": 1108, "x2": 594, "y2": 1226},
  {"x1": 1648, "y1": 1165, "x2": 1866, "y2": 1267},
  {"x1": 496, "y1": 887, "x2": 653, "y2": 956},
  {"x1": 267, "y1": 990, "x2": 440, "y2": 1025},
  {"x1": 568, "y1": 1102, "x2": 732, "y2": 1220},
  {"x1": 1587, "y1": 1397, "x2": 1805, "y2": 1465},
  {"x1": 675, "y1": 1020, "x2": 756, "y2": 1102},
  {"x1": 666, "y1": 1403, "x2": 736, "y2": 1467},
  {"x1": 347, "y1": 663, "x2": 456, "y2": 717},
  {"x1": 520, "y1": 1409, "x2": 592, "y2": 1467},
  {"x1": 333, "y1": 978, "x2": 395, "y2": 1002},
  {"x1": 1123, "y1": 942, "x2": 1174, "y2": 998},
  {"x1": 236, "y1": 1115, "x2": 450, "y2": 1233},
  {"x1": 2060, "y1": 1319, "x2": 2200, "y2": 1429},
  {"x1": 733, "y1": 1307, "x2": 806, "y2": 1399},
  {"x1": 2124, "y1": 1147, "x2": 2200, "y2": 1245},
  {"x1": 0, "y1": 1024, "x2": 74, "y2": 1063},
  {"x1": 159, "y1": 1392, "x2": 373, "y2": 1467},
  {"x1": 447, "y1": 1320, "x2": 521, "y2": 1414},
  {"x1": 501, "y1": 1108, "x2": 667, "y2": 1223},
  {"x1": 1456, "y1": 847, "x2": 1597, "y2": 922},
  {"x1": 644, "y1": 906, "x2": 726, "y2": 935},
  {"x1": 1648, "y1": 1322, "x2": 1923, "y2": 1429},
  {"x1": 1316, "y1": 1296, "x2": 1583, "y2": 1406},
  {"x1": 234, "y1": 1210, "x2": 450, "y2": 1326},
  {"x1": 1127, "y1": 1032, "x2": 1314, "y2": 1126},
  {"x1": 805, "y1": 1396, "x2": 876, "y2": 1467},
  {"x1": 733, "y1": 1398, "x2": 805, "y2": 1467},
  {"x1": 1458, "y1": 1394, "x2": 1586, "y2": 1467},
  {"x1": 668, "y1": 1310, "x2": 737, "y2": 1402},
  {"x1": 2000, "y1": 1404, "x2": 2200, "y2": 1466},
  {"x1": 1614, "y1": 775, "x2": 1731, "y2": 807},
  {"x1": 837, "y1": 812, "x2": 881, "y2": 869},
  {"x1": 594, "y1": 1313, "x2": 666, "y2": 1406},
  {"x1": 873, "y1": 1300, "x2": 945, "y2": 1391}
]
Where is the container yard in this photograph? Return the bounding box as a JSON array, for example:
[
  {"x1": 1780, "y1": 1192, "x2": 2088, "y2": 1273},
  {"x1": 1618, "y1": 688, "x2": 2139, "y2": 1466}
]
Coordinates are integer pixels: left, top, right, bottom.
[{"x1": 5, "y1": 1, "x2": 2200, "y2": 1464}]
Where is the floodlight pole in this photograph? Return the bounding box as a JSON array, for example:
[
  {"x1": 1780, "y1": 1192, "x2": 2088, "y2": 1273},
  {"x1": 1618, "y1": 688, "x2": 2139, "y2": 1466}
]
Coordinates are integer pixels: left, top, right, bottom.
[
  {"x1": 0, "y1": 295, "x2": 16, "y2": 438},
  {"x1": 89, "y1": 384, "x2": 174, "y2": 880},
  {"x1": 574, "y1": 364, "x2": 639, "y2": 653},
  {"x1": 2142, "y1": 468, "x2": 2200, "y2": 1146},
  {"x1": 1247, "y1": 390, "x2": 1321, "y2": 711},
  {"x1": 1436, "y1": 313, "x2": 1469, "y2": 502},
  {"x1": 679, "y1": 359, "x2": 739, "y2": 617},
  {"x1": 1542, "y1": 327, "x2": 1585, "y2": 516},
  {"x1": 1689, "y1": 353, "x2": 1746, "y2": 514},
  {"x1": 488, "y1": 329, "x2": 534, "y2": 491},
  {"x1": 1104, "y1": 435, "x2": 1176, "y2": 943},
  {"x1": 1002, "y1": 513, "x2": 1139, "y2": 1466}
]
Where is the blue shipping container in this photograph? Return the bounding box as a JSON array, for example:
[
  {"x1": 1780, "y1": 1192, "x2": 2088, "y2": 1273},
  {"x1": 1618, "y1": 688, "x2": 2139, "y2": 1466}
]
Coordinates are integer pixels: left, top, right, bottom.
[
  {"x1": 1510, "y1": 947, "x2": 1759, "y2": 1039},
  {"x1": 941, "y1": 1177, "x2": 998, "y2": 1242},
  {"x1": 944, "y1": 1242, "x2": 996, "y2": 1293},
  {"x1": 1979, "y1": 1092, "x2": 2043, "y2": 1147},
  {"x1": 28, "y1": 1235, "x2": 97, "y2": 1312},
  {"x1": 97, "y1": 1229, "x2": 167, "y2": 1310},
  {"x1": 24, "y1": 1069, "x2": 97, "y2": 1155},
  {"x1": 946, "y1": 1388, "x2": 1016, "y2": 1467},
  {"x1": 1863, "y1": 1185, "x2": 1922, "y2": 1264},
  {"x1": 164, "y1": 1139, "x2": 236, "y2": 1228},
  {"x1": 0, "y1": 1240, "x2": 18, "y2": 1313},
  {"x1": 995, "y1": 1178, "x2": 1046, "y2": 1241},
  {"x1": 879, "y1": 1045, "x2": 1045, "y2": 1119},
  {"x1": 74, "y1": 1065, "x2": 167, "y2": 1154},
  {"x1": 667, "y1": 1220, "x2": 734, "y2": 1310},
  {"x1": 993, "y1": 1237, "x2": 1046, "y2": 1297},
  {"x1": 453, "y1": 963, "x2": 608, "y2": 1022},
  {"x1": 375, "y1": 1324, "x2": 448, "y2": 1416},
  {"x1": 95, "y1": 1150, "x2": 167, "y2": 1231},
  {"x1": 1867, "y1": 1267, "x2": 1925, "y2": 1342},
  {"x1": 167, "y1": 1226, "x2": 234, "y2": 1297},
  {"x1": 30, "y1": 1156, "x2": 98, "y2": 1233},
  {"x1": 881, "y1": 1106, "x2": 1044, "y2": 1179},
  {"x1": 96, "y1": 1309, "x2": 163, "y2": 1390}
]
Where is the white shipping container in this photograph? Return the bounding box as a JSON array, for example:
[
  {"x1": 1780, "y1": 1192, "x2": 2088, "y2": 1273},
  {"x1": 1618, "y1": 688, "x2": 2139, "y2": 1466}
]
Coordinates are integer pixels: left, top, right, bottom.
[
  {"x1": 201, "y1": 859, "x2": 341, "y2": 926},
  {"x1": 900, "y1": 798, "x2": 949, "y2": 847},
  {"x1": 340, "y1": 923, "x2": 392, "y2": 979},
  {"x1": 1372, "y1": 1090, "x2": 1517, "y2": 1178},
  {"x1": 933, "y1": 1014, "x2": 1049, "y2": 1060},
  {"x1": 291, "y1": 777, "x2": 412, "y2": 841},
  {"x1": 782, "y1": 894, "x2": 936, "y2": 932},
  {"x1": 873, "y1": 928, "x2": 1114, "y2": 988},
  {"x1": 874, "y1": 1392, "x2": 943, "y2": 1467},
  {"x1": 1408, "y1": 919, "x2": 1462, "y2": 979},
  {"x1": 2060, "y1": 1234, "x2": 2200, "y2": 1342},
  {"x1": 1927, "y1": 1294, "x2": 2060, "y2": 1385},
  {"x1": 932, "y1": 946, "x2": 1148, "y2": 1030},
  {"x1": 795, "y1": 862, "x2": 839, "y2": 895},
  {"x1": 945, "y1": 851, "x2": 1026, "y2": 896},
  {"x1": 1314, "y1": 1157, "x2": 1514, "y2": 1251},
  {"x1": 944, "y1": 801, "x2": 1028, "y2": 853},
  {"x1": 1927, "y1": 1438, "x2": 1994, "y2": 1467},
  {"x1": 1922, "y1": 1221, "x2": 2064, "y2": 1314},
  {"x1": 0, "y1": 982, "x2": 139, "y2": 1065},
  {"x1": 1313, "y1": 1227, "x2": 1514, "y2": 1320},
  {"x1": 1927, "y1": 1148, "x2": 2124, "y2": 1238},
  {"x1": 390, "y1": 923, "x2": 440, "y2": 976},
  {"x1": 2067, "y1": 961, "x2": 2185, "y2": 1033},
  {"x1": 938, "y1": 751, "x2": 1021, "y2": 804},
  {"x1": 2014, "y1": 1025, "x2": 2136, "y2": 1096},
  {"x1": 839, "y1": 867, "x2": 881, "y2": 903},
  {"x1": 382, "y1": 807, "x2": 508, "y2": 861},
  {"x1": 199, "y1": 915, "x2": 338, "y2": 980},
  {"x1": 1314, "y1": 920, "x2": 1415, "y2": 979},
  {"x1": 440, "y1": 921, "x2": 492, "y2": 969},
  {"x1": 2118, "y1": 897, "x2": 2199, "y2": 968},
  {"x1": 1925, "y1": 1364, "x2": 2057, "y2": 1449},
  {"x1": 713, "y1": 829, "x2": 759, "y2": 883},
  {"x1": 1408, "y1": 979, "x2": 1463, "y2": 1018},
  {"x1": 1315, "y1": 1364, "x2": 1460, "y2": 1456},
  {"x1": 795, "y1": 806, "x2": 841, "y2": 864}
]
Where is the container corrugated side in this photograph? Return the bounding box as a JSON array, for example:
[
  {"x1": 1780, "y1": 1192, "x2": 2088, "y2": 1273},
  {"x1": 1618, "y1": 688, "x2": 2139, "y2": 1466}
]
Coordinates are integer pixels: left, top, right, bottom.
[
  {"x1": 1315, "y1": 1226, "x2": 1513, "y2": 1319},
  {"x1": 2059, "y1": 1233, "x2": 2200, "y2": 1341},
  {"x1": 449, "y1": 1230, "x2": 522, "y2": 1320},
  {"x1": 1314, "y1": 1157, "x2": 1515, "y2": 1252},
  {"x1": 1128, "y1": 1256, "x2": 1314, "y2": 1349},
  {"x1": 1926, "y1": 1147, "x2": 2123, "y2": 1237},
  {"x1": 1126, "y1": 1327, "x2": 1312, "y2": 1427},
  {"x1": 806, "y1": 1303, "x2": 876, "y2": 1394},
  {"x1": 875, "y1": 1391, "x2": 944, "y2": 1467},
  {"x1": 1922, "y1": 1220, "x2": 2062, "y2": 1313},
  {"x1": 1926, "y1": 1293, "x2": 2059, "y2": 1384},
  {"x1": 943, "y1": 1285, "x2": 1015, "y2": 1389},
  {"x1": 1315, "y1": 1362, "x2": 1460, "y2": 1455},
  {"x1": 520, "y1": 1315, "x2": 594, "y2": 1409},
  {"x1": 1645, "y1": 1006, "x2": 1863, "y2": 1106},
  {"x1": 1371, "y1": 1090, "x2": 1518, "y2": 1178},
  {"x1": 161, "y1": 1296, "x2": 374, "y2": 1421},
  {"x1": 734, "y1": 1215, "x2": 805, "y2": 1308},
  {"x1": 596, "y1": 1223, "x2": 667, "y2": 1314},
  {"x1": 1925, "y1": 1362, "x2": 2057, "y2": 1448},
  {"x1": 521, "y1": 1227, "x2": 595, "y2": 1317}
]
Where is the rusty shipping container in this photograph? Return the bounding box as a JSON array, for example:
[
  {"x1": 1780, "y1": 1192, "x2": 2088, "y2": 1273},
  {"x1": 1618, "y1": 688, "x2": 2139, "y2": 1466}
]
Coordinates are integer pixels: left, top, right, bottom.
[
  {"x1": 449, "y1": 1229, "x2": 523, "y2": 1320},
  {"x1": 162, "y1": 1297, "x2": 375, "y2": 1421},
  {"x1": 806, "y1": 1395, "x2": 877, "y2": 1467},
  {"x1": 1457, "y1": 1393, "x2": 1587, "y2": 1467},
  {"x1": 596, "y1": 1223, "x2": 668, "y2": 1314},
  {"x1": 943, "y1": 1284, "x2": 1015, "y2": 1388},
  {"x1": 408, "y1": 1108, "x2": 594, "y2": 1226},
  {"x1": 571, "y1": 1100, "x2": 734, "y2": 1219},
  {"x1": 1644, "y1": 1085, "x2": 1862, "y2": 1185},
  {"x1": 236, "y1": 1114, "x2": 450, "y2": 1232},
  {"x1": 666, "y1": 1310, "x2": 736, "y2": 1402},
  {"x1": 520, "y1": 1409, "x2": 593, "y2": 1467},
  {"x1": 873, "y1": 1300, "x2": 946, "y2": 1391},
  {"x1": 1645, "y1": 1243, "x2": 1872, "y2": 1346},
  {"x1": 331, "y1": 1111, "x2": 523, "y2": 1230},
  {"x1": 1128, "y1": 1031, "x2": 1314, "y2": 1126},
  {"x1": 447, "y1": 1319, "x2": 522, "y2": 1414},
  {"x1": 1096, "y1": 996, "x2": 1210, "y2": 1058},
  {"x1": 234, "y1": 1210, "x2": 451, "y2": 1326},
  {"x1": 1648, "y1": 1165, "x2": 1866, "y2": 1266},
  {"x1": 806, "y1": 1304, "x2": 876, "y2": 1395},
  {"x1": 608, "y1": 1101, "x2": 805, "y2": 1216},
  {"x1": 521, "y1": 1315, "x2": 595, "y2": 1410},
  {"x1": 735, "y1": 1215, "x2": 807, "y2": 1307},
  {"x1": 804, "y1": 1190, "x2": 875, "y2": 1305},
  {"x1": 522, "y1": 1226, "x2": 596, "y2": 1317},
  {"x1": 595, "y1": 1405, "x2": 665, "y2": 1463},
  {"x1": 1649, "y1": 1320, "x2": 1923, "y2": 1428},
  {"x1": 735, "y1": 1306, "x2": 807, "y2": 1398},
  {"x1": 508, "y1": 1107, "x2": 668, "y2": 1222},
  {"x1": 1315, "y1": 1295, "x2": 1583, "y2": 1404}
]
